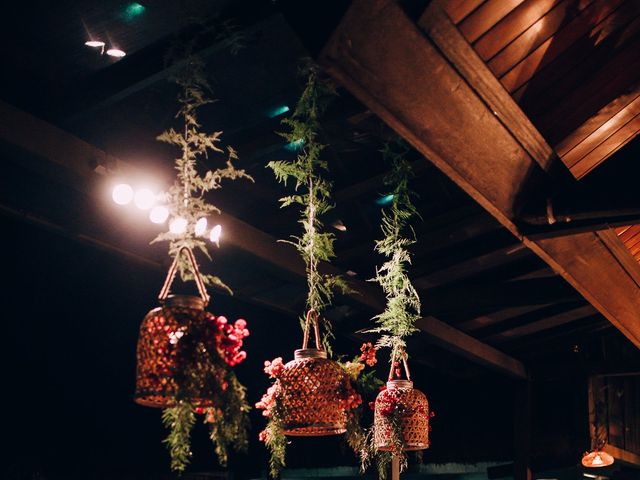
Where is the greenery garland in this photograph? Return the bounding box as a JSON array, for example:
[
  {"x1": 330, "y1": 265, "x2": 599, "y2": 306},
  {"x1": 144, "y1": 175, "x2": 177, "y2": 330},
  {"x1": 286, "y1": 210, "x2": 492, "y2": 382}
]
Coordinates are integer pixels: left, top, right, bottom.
[
  {"x1": 257, "y1": 64, "x2": 361, "y2": 477},
  {"x1": 153, "y1": 52, "x2": 252, "y2": 473},
  {"x1": 361, "y1": 140, "x2": 422, "y2": 477},
  {"x1": 266, "y1": 65, "x2": 349, "y2": 350}
]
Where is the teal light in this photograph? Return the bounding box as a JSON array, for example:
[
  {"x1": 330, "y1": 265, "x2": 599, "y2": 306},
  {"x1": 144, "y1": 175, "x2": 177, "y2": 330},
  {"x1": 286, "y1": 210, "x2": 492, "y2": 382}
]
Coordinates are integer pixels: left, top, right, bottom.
[
  {"x1": 123, "y1": 2, "x2": 146, "y2": 21},
  {"x1": 285, "y1": 138, "x2": 305, "y2": 152},
  {"x1": 267, "y1": 105, "x2": 290, "y2": 118},
  {"x1": 376, "y1": 194, "x2": 395, "y2": 206}
]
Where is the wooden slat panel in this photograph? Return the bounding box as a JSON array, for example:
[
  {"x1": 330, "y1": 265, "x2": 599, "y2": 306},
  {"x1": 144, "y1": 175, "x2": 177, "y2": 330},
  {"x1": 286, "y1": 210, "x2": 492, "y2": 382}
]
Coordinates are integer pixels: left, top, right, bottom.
[
  {"x1": 618, "y1": 224, "x2": 640, "y2": 243},
  {"x1": 535, "y1": 31, "x2": 640, "y2": 146},
  {"x1": 420, "y1": 2, "x2": 557, "y2": 169},
  {"x1": 503, "y1": 0, "x2": 629, "y2": 95},
  {"x1": 570, "y1": 113, "x2": 640, "y2": 178},
  {"x1": 490, "y1": 0, "x2": 606, "y2": 79},
  {"x1": 562, "y1": 95, "x2": 640, "y2": 166},
  {"x1": 555, "y1": 83, "x2": 640, "y2": 157},
  {"x1": 442, "y1": 0, "x2": 486, "y2": 24},
  {"x1": 459, "y1": 0, "x2": 526, "y2": 43},
  {"x1": 476, "y1": 0, "x2": 572, "y2": 62}
]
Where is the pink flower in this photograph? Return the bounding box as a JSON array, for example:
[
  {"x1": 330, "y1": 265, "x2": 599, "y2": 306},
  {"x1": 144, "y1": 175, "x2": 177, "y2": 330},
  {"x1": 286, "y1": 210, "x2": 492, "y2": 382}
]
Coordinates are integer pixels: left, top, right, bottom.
[
  {"x1": 359, "y1": 342, "x2": 378, "y2": 366},
  {"x1": 264, "y1": 357, "x2": 285, "y2": 378}
]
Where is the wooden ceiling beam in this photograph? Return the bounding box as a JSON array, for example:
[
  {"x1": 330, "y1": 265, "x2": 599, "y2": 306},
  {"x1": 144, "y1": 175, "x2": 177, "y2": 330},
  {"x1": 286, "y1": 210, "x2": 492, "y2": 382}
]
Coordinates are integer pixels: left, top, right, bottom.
[
  {"x1": 319, "y1": 0, "x2": 640, "y2": 348},
  {"x1": 416, "y1": 316, "x2": 527, "y2": 379}
]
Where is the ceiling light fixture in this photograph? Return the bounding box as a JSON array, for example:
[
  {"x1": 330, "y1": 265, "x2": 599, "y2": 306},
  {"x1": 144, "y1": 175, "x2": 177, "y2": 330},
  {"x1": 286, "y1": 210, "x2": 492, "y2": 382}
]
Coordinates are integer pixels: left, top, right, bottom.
[
  {"x1": 106, "y1": 48, "x2": 126, "y2": 58},
  {"x1": 85, "y1": 40, "x2": 106, "y2": 48}
]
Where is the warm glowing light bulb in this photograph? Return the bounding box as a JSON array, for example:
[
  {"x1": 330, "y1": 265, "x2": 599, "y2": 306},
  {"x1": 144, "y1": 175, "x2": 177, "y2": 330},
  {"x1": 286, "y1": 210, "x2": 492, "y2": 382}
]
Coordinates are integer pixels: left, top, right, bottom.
[
  {"x1": 106, "y1": 48, "x2": 126, "y2": 58},
  {"x1": 134, "y1": 188, "x2": 155, "y2": 210},
  {"x1": 112, "y1": 183, "x2": 133, "y2": 205},
  {"x1": 85, "y1": 40, "x2": 106, "y2": 48},
  {"x1": 149, "y1": 206, "x2": 169, "y2": 224},
  {"x1": 169, "y1": 217, "x2": 188, "y2": 234},
  {"x1": 210, "y1": 224, "x2": 222, "y2": 243},
  {"x1": 592, "y1": 454, "x2": 603, "y2": 466},
  {"x1": 195, "y1": 217, "x2": 207, "y2": 236}
]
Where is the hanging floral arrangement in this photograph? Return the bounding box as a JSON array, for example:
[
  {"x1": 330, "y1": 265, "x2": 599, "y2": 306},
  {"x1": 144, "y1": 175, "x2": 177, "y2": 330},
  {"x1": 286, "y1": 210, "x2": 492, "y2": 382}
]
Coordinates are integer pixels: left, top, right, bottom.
[
  {"x1": 359, "y1": 141, "x2": 434, "y2": 478},
  {"x1": 255, "y1": 65, "x2": 380, "y2": 477},
  {"x1": 134, "y1": 53, "x2": 253, "y2": 473}
]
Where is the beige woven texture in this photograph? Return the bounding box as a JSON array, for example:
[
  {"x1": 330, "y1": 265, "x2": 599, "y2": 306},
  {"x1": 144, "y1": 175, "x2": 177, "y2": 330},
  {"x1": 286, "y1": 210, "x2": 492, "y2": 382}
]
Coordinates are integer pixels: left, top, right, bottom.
[
  {"x1": 278, "y1": 356, "x2": 350, "y2": 436},
  {"x1": 374, "y1": 385, "x2": 430, "y2": 451}
]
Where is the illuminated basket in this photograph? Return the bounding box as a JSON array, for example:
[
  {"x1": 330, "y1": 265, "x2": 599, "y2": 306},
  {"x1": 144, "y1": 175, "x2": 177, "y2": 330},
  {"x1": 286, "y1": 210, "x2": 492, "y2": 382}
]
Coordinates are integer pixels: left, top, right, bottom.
[
  {"x1": 134, "y1": 294, "x2": 224, "y2": 407},
  {"x1": 374, "y1": 379, "x2": 430, "y2": 451},
  {"x1": 135, "y1": 247, "x2": 223, "y2": 408},
  {"x1": 278, "y1": 347, "x2": 350, "y2": 436}
]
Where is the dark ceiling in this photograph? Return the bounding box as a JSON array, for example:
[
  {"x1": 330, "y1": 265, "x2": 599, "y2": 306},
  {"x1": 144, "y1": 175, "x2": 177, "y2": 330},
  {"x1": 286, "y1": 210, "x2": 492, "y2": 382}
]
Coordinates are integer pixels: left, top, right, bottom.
[{"x1": 1, "y1": 1, "x2": 639, "y2": 479}]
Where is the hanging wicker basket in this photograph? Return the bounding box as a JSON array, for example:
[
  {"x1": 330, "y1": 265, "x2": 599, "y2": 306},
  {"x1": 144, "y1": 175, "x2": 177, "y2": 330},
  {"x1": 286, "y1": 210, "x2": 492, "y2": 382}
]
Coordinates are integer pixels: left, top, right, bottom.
[
  {"x1": 374, "y1": 354, "x2": 430, "y2": 451},
  {"x1": 277, "y1": 310, "x2": 352, "y2": 436},
  {"x1": 135, "y1": 247, "x2": 222, "y2": 408}
]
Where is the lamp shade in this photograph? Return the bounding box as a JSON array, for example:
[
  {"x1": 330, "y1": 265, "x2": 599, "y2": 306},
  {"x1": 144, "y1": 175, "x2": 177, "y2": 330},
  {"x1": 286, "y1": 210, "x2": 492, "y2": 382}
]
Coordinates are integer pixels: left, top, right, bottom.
[
  {"x1": 581, "y1": 450, "x2": 614, "y2": 468},
  {"x1": 277, "y1": 348, "x2": 352, "y2": 436},
  {"x1": 374, "y1": 379, "x2": 430, "y2": 451}
]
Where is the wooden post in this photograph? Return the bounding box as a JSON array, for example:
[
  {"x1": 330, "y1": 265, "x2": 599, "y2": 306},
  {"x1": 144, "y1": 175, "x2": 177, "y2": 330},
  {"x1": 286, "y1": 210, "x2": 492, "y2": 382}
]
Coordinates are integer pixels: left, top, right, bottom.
[
  {"x1": 514, "y1": 379, "x2": 532, "y2": 480},
  {"x1": 391, "y1": 456, "x2": 400, "y2": 480}
]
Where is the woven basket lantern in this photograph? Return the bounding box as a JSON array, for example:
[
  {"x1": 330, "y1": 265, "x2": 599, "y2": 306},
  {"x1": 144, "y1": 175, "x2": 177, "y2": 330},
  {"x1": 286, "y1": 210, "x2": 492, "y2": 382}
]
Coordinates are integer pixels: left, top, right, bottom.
[
  {"x1": 135, "y1": 247, "x2": 221, "y2": 408},
  {"x1": 277, "y1": 311, "x2": 352, "y2": 436},
  {"x1": 374, "y1": 355, "x2": 430, "y2": 451}
]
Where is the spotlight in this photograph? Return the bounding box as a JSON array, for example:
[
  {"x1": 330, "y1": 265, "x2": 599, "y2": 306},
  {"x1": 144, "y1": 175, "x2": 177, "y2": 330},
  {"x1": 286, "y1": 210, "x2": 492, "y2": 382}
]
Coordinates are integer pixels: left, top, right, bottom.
[
  {"x1": 332, "y1": 219, "x2": 347, "y2": 232},
  {"x1": 169, "y1": 217, "x2": 188, "y2": 234},
  {"x1": 210, "y1": 224, "x2": 222, "y2": 243},
  {"x1": 134, "y1": 188, "x2": 156, "y2": 210},
  {"x1": 195, "y1": 217, "x2": 207, "y2": 236},
  {"x1": 112, "y1": 183, "x2": 133, "y2": 205},
  {"x1": 85, "y1": 40, "x2": 106, "y2": 48},
  {"x1": 106, "y1": 48, "x2": 126, "y2": 58},
  {"x1": 149, "y1": 206, "x2": 169, "y2": 224}
]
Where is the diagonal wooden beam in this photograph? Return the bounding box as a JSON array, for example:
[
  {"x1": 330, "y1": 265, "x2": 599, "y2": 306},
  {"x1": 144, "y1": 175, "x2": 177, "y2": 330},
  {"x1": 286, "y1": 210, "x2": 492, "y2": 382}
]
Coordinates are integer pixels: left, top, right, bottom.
[
  {"x1": 416, "y1": 316, "x2": 527, "y2": 379},
  {"x1": 0, "y1": 98, "x2": 529, "y2": 378},
  {"x1": 319, "y1": 0, "x2": 640, "y2": 349}
]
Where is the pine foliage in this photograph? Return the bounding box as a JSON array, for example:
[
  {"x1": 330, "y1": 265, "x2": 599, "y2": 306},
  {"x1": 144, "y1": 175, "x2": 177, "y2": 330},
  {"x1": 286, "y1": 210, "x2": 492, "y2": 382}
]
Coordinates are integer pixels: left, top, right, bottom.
[
  {"x1": 152, "y1": 54, "x2": 253, "y2": 293},
  {"x1": 369, "y1": 141, "x2": 421, "y2": 358},
  {"x1": 162, "y1": 400, "x2": 196, "y2": 474},
  {"x1": 267, "y1": 65, "x2": 348, "y2": 349}
]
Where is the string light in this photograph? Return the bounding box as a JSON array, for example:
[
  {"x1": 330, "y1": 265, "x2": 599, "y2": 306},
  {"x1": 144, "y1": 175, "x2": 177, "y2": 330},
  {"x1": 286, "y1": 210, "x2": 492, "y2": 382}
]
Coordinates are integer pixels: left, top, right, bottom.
[
  {"x1": 149, "y1": 206, "x2": 169, "y2": 224},
  {"x1": 106, "y1": 48, "x2": 126, "y2": 58},
  {"x1": 195, "y1": 218, "x2": 208, "y2": 236},
  {"x1": 112, "y1": 184, "x2": 134, "y2": 205},
  {"x1": 169, "y1": 217, "x2": 188, "y2": 234},
  {"x1": 210, "y1": 224, "x2": 222, "y2": 243},
  {"x1": 134, "y1": 188, "x2": 156, "y2": 210}
]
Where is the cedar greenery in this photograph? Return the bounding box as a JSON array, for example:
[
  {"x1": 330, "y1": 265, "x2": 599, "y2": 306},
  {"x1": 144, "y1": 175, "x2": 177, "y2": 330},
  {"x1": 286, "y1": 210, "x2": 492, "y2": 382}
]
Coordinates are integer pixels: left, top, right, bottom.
[
  {"x1": 266, "y1": 65, "x2": 348, "y2": 350},
  {"x1": 361, "y1": 140, "x2": 422, "y2": 476},
  {"x1": 162, "y1": 401, "x2": 196, "y2": 474},
  {"x1": 369, "y1": 140, "x2": 420, "y2": 356},
  {"x1": 152, "y1": 53, "x2": 253, "y2": 294},
  {"x1": 154, "y1": 51, "x2": 252, "y2": 473}
]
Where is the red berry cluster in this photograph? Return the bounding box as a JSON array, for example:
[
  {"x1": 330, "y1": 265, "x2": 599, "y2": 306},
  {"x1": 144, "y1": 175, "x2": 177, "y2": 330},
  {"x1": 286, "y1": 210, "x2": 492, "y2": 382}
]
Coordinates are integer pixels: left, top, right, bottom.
[
  {"x1": 212, "y1": 316, "x2": 250, "y2": 366},
  {"x1": 359, "y1": 342, "x2": 378, "y2": 367}
]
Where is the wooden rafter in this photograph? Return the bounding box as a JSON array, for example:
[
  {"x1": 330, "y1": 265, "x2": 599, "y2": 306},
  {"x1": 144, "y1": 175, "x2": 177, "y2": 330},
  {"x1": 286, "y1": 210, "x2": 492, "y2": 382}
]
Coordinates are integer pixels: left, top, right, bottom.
[{"x1": 319, "y1": 0, "x2": 640, "y2": 349}]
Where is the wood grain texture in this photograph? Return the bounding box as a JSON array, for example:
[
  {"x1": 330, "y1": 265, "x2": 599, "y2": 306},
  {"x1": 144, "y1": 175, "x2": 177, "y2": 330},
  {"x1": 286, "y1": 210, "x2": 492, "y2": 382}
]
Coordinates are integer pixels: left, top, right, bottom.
[{"x1": 320, "y1": 0, "x2": 640, "y2": 348}]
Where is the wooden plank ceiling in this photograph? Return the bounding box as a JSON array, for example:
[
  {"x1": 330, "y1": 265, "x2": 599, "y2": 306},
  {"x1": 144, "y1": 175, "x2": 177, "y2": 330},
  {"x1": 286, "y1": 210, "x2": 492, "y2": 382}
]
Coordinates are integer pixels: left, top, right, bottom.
[{"x1": 443, "y1": 0, "x2": 640, "y2": 180}]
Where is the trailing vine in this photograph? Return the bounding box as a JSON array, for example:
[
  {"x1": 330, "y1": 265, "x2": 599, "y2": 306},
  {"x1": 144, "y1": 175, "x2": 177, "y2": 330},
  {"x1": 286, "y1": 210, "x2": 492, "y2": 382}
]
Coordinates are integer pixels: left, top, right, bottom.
[
  {"x1": 153, "y1": 53, "x2": 253, "y2": 294},
  {"x1": 361, "y1": 140, "x2": 423, "y2": 476},
  {"x1": 153, "y1": 51, "x2": 252, "y2": 473},
  {"x1": 369, "y1": 140, "x2": 420, "y2": 355},
  {"x1": 266, "y1": 65, "x2": 348, "y2": 350}
]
